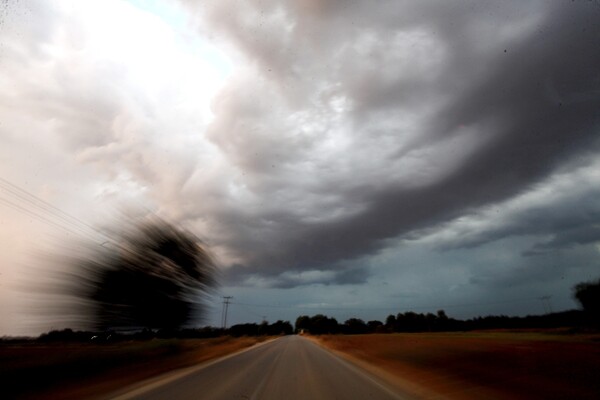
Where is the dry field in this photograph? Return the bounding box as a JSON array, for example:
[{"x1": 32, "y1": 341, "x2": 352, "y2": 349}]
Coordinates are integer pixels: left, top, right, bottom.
[
  {"x1": 0, "y1": 336, "x2": 267, "y2": 399},
  {"x1": 316, "y1": 332, "x2": 600, "y2": 399}
]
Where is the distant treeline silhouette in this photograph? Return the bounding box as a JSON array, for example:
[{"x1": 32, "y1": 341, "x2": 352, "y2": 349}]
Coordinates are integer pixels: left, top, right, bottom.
[
  {"x1": 20, "y1": 308, "x2": 593, "y2": 343},
  {"x1": 296, "y1": 309, "x2": 594, "y2": 335},
  {"x1": 32, "y1": 321, "x2": 294, "y2": 343},
  {"x1": 228, "y1": 320, "x2": 293, "y2": 337}
]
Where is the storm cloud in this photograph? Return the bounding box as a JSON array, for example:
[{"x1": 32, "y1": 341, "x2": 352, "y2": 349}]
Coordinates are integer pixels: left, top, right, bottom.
[
  {"x1": 1, "y1": 0, "x2": 599, "y2": 332},
  {"x1": 178, "y1": 0, "x2": 600, "y2": 286}
]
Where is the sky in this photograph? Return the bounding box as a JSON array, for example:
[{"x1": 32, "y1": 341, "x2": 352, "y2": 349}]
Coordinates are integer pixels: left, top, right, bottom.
[{"x1": 1, "y1": 0, "x2": 599, "y2": 335}]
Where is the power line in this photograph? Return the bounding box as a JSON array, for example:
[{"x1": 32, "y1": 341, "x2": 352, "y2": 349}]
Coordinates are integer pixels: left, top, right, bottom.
[
  {"x1": 0, "y1": 176, "x2": 114, "y2": 244},
  {"x1": 0, "y1": 177, "x2": 219, "y2": 269},
  {"x1": 0, "y1": 196, "x2": 80, "y2": 235},
  {"x1": 0, "y1": 178, "x2": 100, "y2": 234},
  {"x1": 0, "y1": 178, "x2": 162, "y2": 270}
]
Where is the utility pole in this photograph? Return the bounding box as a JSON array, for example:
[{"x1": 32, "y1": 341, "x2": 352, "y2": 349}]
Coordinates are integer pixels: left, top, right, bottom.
[
  {"x1": 539, "y1": 295, "x2": 552, "y2": 314},
  {"x1": 221, "y1": 296, "x2": 233, "y2": 329}
]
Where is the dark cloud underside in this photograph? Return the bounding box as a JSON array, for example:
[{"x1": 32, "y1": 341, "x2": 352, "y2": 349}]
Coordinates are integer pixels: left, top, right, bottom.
[{"x1": 184, "y1": 1, "x2": 600, "y2": 286}]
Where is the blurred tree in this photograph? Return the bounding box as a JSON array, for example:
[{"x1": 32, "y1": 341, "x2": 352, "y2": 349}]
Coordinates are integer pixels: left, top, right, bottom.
[
  {"x1": 71, "y1": 218, "x2": 217, "y2": 331},
  {"x1": 295, "y1": 315, "x2": 310, "y2": 333},
  {"x1": 573, "y1": 278, "x2": 600, "y2": 321}
]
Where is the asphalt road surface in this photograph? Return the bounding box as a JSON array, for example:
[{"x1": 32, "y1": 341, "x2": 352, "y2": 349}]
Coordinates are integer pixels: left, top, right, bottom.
[{"x1": 112, "y1": 335, "x2": 411, "y2": 400}]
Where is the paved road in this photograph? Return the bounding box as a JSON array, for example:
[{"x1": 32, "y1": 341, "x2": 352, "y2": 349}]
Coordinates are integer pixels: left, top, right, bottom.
[{"x1": 112, "y1": 335, "x2": 411, "y2": 400}]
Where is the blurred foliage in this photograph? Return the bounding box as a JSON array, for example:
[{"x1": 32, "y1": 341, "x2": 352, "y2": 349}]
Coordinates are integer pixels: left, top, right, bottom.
[
  {"x1": 573, "y1": 278, "x2": 600, "y2": 322},
  {"x1": 68, "y1": 217, "x2": 217, "y2": 331}
]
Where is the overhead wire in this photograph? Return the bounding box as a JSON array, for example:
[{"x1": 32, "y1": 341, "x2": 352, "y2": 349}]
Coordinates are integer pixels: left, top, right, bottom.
[
  {"x1": 0, "y1": 176, "x2": 113, "y2": 244},
  {"x1": 0, "y1": 196, "x2": 80, "y2": 235}
]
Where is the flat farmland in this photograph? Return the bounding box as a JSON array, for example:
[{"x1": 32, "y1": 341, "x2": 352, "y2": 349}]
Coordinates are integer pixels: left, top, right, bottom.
[
  {"x1": 0, "y1": 336, "x2": 267, "y2": 400},
  {"x1": 316, "y1": 332, "x2": 600, "y2": 400}
]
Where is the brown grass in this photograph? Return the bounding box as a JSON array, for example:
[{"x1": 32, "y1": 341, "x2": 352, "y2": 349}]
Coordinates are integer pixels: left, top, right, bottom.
[
  {"x1": 316, "y1": 332, "x2": 600, "y2": 400},
  {"x1": 0, "y1": 336, "x2": 267, "y2": 399}
]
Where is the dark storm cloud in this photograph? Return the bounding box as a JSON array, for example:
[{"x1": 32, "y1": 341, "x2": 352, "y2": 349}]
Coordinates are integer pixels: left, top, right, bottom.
[
  {"x1": 180, "y1": 1, "x2": 600, "y2": 287},
  {"x1": 421, "y1": 165, "x2": 600, "y2": 254}
]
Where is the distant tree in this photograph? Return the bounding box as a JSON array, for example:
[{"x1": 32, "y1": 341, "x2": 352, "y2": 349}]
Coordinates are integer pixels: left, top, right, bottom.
[
  {"x1": 229, "y1": 321, "x2": 293, "y2": 337},
  {"x1": 385, "y1": 314, "x2": 397, "y2": 332},
  {"x1": 310, "y1": 314, "x2": 340, "y2": 334},
  {"x1": 296, "y1": 314, "x2": 340, "y2": 334},
  {"x1": 397, "y1": 312, "x2": 427, "y2": 332},
  {"x1": 295, "y1": 315, "x2": 310, "y2": 333},
  {"x1": 425, "y1": 313, "x2": 437, "y2": 331},
  {"x1": 434, "y1": 310, "x2": 451, "y2": 331},
  {"x1": 257, "y1": 321, "x2": 269, "y2": 336},
  {"x1": 268, "y1": 320, "x2": 293, "y2": 335},
  {"x1": 573, "y1": 278, "x2": 600, "y2": 321},
  {"x1": 229, "y1": 323, "x2": 259, "y2": 337},
  {"x1": 343, "y1": 318, "x2": 368, "y2": 334},
  {"x1": 367, "y1": 320, "x2": 384, "y2": 333},
  {"x1": 68, "y1": 217, "x2": 217, "y2": 331}
]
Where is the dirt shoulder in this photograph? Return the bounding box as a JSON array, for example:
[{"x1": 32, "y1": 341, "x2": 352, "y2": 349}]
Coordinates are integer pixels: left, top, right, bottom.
[
  {"x1": 313, "y1": 331, "x2": 600, "y2": 400},
  {"x1": 0, "y1": 336, "x2": 269, "y2": 400}
]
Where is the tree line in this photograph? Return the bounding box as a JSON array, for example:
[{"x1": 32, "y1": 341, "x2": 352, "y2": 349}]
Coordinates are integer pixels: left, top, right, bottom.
[
  {"x1": 33, "y1": 321, "x2": 294, "y2": 343},
  {"x1": 27, "y1": 307, "x2": 593, "y2": 343},
  {"x1": 294, "y1": 308, "x2": 595, "y2": 335}
]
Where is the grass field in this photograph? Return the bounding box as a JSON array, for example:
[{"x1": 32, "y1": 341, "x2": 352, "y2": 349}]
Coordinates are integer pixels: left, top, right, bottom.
[
  {"x1": 0, "y1": 336, "x2": 267, "y2": 399},
  {"x1": 316, "y1": 331, "x2": 600, "y2": 399}
]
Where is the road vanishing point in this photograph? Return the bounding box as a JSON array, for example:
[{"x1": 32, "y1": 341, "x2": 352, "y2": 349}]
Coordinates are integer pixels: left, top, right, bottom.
[{"x1": 111, "y1": 335, "x2": 413, "y2": 400}]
